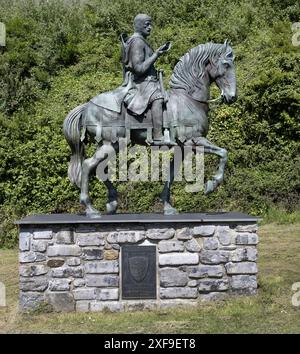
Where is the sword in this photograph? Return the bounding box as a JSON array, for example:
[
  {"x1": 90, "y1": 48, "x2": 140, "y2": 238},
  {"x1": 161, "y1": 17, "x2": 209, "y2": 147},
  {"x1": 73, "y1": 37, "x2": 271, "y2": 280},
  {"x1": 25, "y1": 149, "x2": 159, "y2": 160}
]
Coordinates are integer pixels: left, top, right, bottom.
[{"x1": 159, "y1": 69, "x2": 168, "y2": 105}]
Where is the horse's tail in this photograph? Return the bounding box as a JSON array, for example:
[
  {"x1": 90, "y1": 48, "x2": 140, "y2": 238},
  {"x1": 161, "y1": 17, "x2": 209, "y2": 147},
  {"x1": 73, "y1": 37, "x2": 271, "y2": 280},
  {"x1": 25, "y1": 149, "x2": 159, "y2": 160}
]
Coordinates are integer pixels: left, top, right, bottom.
[{"x1": 63, "y1": 103, "x2": 87, "y2": 188}]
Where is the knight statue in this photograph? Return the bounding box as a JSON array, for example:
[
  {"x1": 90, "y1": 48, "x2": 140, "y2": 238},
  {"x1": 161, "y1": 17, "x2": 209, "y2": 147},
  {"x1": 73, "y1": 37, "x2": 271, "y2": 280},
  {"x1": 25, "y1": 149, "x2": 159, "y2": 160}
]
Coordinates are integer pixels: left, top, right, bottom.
[{"x1": 121, "y1": 14, "x2": 173, "y2": 145}]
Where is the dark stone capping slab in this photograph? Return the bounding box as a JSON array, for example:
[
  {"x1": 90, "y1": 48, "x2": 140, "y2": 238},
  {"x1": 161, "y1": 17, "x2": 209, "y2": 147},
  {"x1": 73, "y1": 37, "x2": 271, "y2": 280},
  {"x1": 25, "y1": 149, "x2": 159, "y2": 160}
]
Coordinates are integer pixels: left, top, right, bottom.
[{"x1": 16, "y1": 212, "x2": 260, "y2": 226}]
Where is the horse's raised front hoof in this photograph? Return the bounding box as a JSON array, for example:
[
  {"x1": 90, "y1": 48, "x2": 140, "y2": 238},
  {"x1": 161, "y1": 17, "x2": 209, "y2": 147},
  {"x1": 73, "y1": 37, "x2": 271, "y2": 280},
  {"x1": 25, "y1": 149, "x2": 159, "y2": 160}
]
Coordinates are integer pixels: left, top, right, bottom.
[
  {"x1": 106, "y1": 200, "x2": 118, "y2": 214},
  {"x1": 164, "y1": 202, "x2": 178, "y2": 215},
  {"x1": 204, "y1": 180, "x2": 215, "y2": 195}
]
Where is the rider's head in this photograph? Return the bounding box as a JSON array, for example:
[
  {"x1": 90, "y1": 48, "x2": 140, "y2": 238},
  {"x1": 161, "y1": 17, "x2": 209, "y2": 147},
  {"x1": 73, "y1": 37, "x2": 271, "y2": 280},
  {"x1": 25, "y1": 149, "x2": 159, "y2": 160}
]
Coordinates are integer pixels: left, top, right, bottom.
[{"x1": 134, "y1": 14, "x2": 152, "y2": 38}]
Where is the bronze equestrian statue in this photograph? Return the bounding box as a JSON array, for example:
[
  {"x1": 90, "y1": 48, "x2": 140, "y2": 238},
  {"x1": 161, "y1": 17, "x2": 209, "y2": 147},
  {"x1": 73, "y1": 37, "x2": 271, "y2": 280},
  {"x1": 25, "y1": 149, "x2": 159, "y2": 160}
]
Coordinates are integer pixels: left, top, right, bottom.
[{"x1": 63, "y1": 14, "x2": 237, "y2": 217}]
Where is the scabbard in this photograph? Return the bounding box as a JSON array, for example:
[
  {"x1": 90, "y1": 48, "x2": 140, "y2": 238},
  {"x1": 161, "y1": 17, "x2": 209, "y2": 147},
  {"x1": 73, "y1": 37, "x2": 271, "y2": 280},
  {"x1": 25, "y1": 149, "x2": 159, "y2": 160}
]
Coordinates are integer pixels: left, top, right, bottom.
[{"x1": 159, "y1": 70, "x2": 168, "y2": 104}]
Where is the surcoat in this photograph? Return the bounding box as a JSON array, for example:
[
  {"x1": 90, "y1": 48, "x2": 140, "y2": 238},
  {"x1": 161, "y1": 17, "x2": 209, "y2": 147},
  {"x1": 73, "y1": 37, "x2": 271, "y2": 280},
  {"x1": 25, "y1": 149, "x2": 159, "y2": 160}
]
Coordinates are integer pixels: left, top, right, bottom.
[{"x1": 123, "y1": 33, "x2": 162, "y2": 115}]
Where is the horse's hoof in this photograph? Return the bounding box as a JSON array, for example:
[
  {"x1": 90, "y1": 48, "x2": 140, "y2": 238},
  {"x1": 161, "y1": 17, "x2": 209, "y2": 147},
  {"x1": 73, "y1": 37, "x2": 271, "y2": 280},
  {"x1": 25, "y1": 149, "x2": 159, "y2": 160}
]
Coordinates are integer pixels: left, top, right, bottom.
[
  {"x1": 204, "y1": 180, "x2": 215, "y2": 195},
  {"x1": 86, "y1": 208, "x2": 101, "y2": 218},
  {"x1": 106, "y1": 200, "x2": 118, "y2": 214},
  {"x1": 164, "y1": 203, "x2": 179, "y2": 215}
]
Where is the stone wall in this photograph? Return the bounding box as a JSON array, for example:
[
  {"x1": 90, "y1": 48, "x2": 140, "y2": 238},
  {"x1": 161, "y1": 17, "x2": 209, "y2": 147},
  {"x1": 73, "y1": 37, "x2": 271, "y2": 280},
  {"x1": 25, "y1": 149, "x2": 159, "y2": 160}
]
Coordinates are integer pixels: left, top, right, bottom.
[{"x1": 19, "y1": 222, "x2": 259, "y2": 312}]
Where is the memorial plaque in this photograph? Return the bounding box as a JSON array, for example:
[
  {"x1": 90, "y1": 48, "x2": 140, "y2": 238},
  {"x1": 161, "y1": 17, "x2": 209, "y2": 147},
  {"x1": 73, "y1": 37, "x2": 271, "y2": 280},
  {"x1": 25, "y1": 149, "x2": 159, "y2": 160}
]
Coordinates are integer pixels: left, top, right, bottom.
[{"x1": 122, "y1": 245, "x2": 156, "y2": 299}]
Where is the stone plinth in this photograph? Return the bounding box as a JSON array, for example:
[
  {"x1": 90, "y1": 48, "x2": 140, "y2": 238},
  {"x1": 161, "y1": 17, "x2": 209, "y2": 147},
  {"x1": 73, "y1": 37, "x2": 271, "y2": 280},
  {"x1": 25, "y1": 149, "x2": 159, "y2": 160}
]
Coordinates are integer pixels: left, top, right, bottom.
[{"x1": 16, "y1": 212, "x2": 259, "y2": 312}]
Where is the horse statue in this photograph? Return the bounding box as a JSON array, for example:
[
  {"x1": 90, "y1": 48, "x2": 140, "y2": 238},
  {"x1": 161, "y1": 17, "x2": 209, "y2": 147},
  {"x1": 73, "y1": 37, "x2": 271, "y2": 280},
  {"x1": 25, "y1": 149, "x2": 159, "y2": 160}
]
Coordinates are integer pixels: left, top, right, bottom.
[{"x1": 63, "y1": 40, "x2": 237, "y2": 217}]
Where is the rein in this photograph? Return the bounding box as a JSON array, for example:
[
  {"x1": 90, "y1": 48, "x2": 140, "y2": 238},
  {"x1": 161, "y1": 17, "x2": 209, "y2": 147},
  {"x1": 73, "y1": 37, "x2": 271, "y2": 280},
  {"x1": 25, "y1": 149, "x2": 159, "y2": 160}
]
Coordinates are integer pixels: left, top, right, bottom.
[{"x1": 171, "y1": 89, "x2": 224, "y2": 106}]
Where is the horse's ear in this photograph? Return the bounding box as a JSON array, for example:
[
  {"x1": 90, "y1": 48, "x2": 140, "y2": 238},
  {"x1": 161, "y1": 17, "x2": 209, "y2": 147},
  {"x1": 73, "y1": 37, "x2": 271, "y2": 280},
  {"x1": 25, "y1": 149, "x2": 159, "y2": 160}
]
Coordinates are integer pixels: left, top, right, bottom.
[{"x1": 224, "y1": 39, "x2": 229, "y2": 48}]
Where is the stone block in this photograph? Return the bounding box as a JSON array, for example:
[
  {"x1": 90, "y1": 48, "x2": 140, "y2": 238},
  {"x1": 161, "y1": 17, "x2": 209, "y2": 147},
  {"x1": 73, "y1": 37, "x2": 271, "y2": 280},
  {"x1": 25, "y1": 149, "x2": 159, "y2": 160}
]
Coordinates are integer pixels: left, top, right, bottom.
[
  {"x1": 235, "y1": 233, "x2": 259, "y2": 245},
  {"x1": 158, "y1": 241, "x2": 184, "y2": 253},
  {"x1": 20, "y1": 264, "x2": 48, "y2": 277},
  {"x1": 82, "y1": 248, "x2": 104, "y2": 261},
  {"x1": 51, "y1": 267, "x2": 83, "y2": 278},
  {"x1": 85, "y1": 261, "x2": 119, "y2": 274},
  {"x1": 160, "y1": 268, "x2": 189, "y2": 287},
  {"x1": 20, "y1": 277, "x2": 48, "y2": 292},
  {"x1": 97, "y1": 288, "x2": 119, "y2": 301},
  {"x1": 46, "y1": 292, "x2": 75, "y2": 312},
  {"x1": 146, "y1": 228, "x2": 175, "y2": 240},
  {"x1": 231, "y1": 288, "x2": 257, "y2": 295},
  {"x1": 198, "y1": 279, "x2": 229, "y2": 292},
  {"x1": 76, "y1": 234, "x2": 105, "y2": 247},
  {"x1": 76, "y1": 301, "x2": 90, "y2": 312},
  {"x1": 160, "y1": 287, "x2": 198, "y2": 299},
  {"x1": 73, "y1": 279, "x2": 86, "y2": 287},
  {"x1": 66, "y1": 258, "x2": 81, "y2": 266},
  {"x1": 73, "y1": 288, "x2": 96, "y2": 300},
  {"x1": 49, "y1": 279, "x2": 71, "y2": 291},
  {"x1": 47, "y1": 259, "x2": 65, "y2": 268},
  {"x1": 32, "y1": 240, "x2": 48, "y2": 253},
  {"x1": 19, "y1": 292, "x2": 44, "y2": 311},
  {"x1": 199, "y1": 292, "x2": 228, "y2": 302},
  {"x1": 90, "y1": 301, "x2": 124, "y2": 312},
  {"x1": 188, "y1": 265, "x2": 224, "y2": 278},
  {"x1": 19, "y1": 232, "x2": 31, "y2": 251},
  {"x1": 187, "y1": 280, "x2": 198, "y2": 287},
  {"x1": 48, "y1": 245, "x2": 81, "y2": 257},
  {"x1": 219, "y1": 250, "x2": 232, "y2": 262},
  {"x1": 235, "y1": 224, "x2": 258, "y2": 232},
  {"x1": 230, "y1": 275, "x2": 257, "y2": 290},
  {"x1": 86, "y1": 275, "x2": 119, "y2": 287},
  {"x1": 33, "y1": 230, "x2": 52, "y2": 239},
  {"x1": 199, "y1": 250, "x2": 227, "y2": 264},
  {"x1": 192, "y1": 225, "x2": 215, "y2": 237},
  {"x1": 185, "y1": 239, "x2": 202, "y2": 252},
  {"x1": 216, "y1": 226, "x2": 236, "y2": 246},
  {"x1": 104, "y1": 249, "x2": 119, "y2": 260},
  {"x1": 159, "y1": 253, "x2": 199, "y2": 266},
  {"x1": 125, "y1": 301, "x2": 158, "y2": 311},
  {"x1": 19, "y1": 252, "x2": 46, "y2": 263},
  {"x1": 225, "y1": 262, "x2": 257, "y2": 274},
  {"x1": 203, "y1": 238, "x2": 219, "y2": 250},
  {"x1": 231, "y1": 247, "x2": 257, "y2": 262},
  {"x1": 107, "y1": 231, "x2": 145, "y2": 243},
  {"x1": 175, "y1": 227, "x2": 192, "y2": 240},
  {"x1": 56, "y1": 230, "x2": 74, "y2": 244}
]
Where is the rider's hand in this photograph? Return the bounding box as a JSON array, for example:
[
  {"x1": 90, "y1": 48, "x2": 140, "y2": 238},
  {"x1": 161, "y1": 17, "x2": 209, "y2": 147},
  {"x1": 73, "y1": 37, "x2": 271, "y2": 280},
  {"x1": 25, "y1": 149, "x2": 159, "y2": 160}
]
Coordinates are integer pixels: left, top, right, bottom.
[{"x1": 156, "y1": 42, "x2": 171, "y2": 56}]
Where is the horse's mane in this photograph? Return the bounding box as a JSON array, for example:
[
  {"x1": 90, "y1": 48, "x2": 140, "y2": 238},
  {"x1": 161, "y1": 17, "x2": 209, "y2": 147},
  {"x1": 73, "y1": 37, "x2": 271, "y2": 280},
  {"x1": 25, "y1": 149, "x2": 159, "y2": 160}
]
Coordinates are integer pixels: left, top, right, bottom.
[{"x1": 169, "y1": 42, "x2": 227, "y2": 91}]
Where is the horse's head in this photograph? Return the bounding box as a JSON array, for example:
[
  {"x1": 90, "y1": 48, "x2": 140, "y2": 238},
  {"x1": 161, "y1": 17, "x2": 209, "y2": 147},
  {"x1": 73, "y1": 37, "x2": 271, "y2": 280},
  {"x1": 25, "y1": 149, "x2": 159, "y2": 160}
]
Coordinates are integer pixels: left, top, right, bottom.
[
  {"x1": 208, "y1": 40, "x2": 237, "y2": 104},
  {"x1": 170, "y1": 41, "x2": 237, "y2": 104}
]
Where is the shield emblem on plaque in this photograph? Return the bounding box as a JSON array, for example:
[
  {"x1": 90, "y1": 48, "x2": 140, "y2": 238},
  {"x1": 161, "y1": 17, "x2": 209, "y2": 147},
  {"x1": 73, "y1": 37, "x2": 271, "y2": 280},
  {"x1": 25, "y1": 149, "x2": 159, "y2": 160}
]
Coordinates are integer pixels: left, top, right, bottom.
[{"x1": 129, "y1": 256, "x2": 149, "y2": 282}]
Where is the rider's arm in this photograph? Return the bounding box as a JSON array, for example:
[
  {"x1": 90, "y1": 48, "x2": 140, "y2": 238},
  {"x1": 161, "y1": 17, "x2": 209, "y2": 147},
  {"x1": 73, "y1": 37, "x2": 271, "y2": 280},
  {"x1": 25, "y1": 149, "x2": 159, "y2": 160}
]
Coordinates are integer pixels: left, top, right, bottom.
[{"x1": 130, "y1": 39, "x2": 158, "y2": 77}]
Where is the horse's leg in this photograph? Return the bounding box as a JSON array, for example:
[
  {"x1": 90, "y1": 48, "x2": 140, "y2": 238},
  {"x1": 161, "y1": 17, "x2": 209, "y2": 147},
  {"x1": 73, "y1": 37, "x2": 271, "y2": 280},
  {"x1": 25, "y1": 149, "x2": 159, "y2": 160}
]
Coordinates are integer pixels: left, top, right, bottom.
[
  {"x1": 160, "y1": 151, "x2": 182, "y2": 215},
  {"x1": 193, "y1": 137, "x2": 228, "y2": 194},
  {"x1": 80, "y1": 142, "x2": 115, "y2": 218},
  {"x1": 104, "y1": 178, "x2": 118, "y2": 214}
]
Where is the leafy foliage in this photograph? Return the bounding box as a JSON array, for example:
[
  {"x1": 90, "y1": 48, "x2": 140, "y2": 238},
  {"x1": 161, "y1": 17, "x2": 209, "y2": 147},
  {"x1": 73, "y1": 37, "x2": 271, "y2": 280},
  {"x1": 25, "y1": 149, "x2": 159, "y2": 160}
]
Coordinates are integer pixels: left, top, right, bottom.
[{"x1": 0, "y1": 0, "x2": 299, "y2": 247}]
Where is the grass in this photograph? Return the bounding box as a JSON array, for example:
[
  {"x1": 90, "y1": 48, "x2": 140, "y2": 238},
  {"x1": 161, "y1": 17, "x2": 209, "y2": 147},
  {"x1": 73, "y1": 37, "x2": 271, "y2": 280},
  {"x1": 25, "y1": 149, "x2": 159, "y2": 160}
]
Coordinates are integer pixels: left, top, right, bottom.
[{"x1": 0, "y1": 223, "x2": 300, "y2": 333}]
